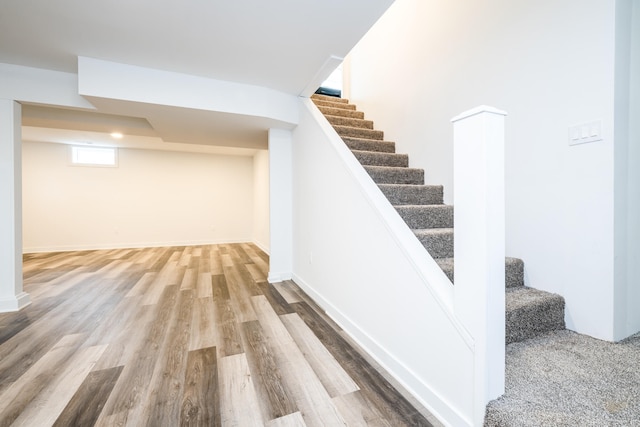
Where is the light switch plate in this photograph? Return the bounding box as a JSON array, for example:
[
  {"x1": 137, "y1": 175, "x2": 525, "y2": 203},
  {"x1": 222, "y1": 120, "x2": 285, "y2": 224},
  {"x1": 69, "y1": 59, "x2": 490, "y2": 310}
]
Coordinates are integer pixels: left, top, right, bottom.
[{"x1": 569, "y1": 120, "x2": 603, "y2": 145}]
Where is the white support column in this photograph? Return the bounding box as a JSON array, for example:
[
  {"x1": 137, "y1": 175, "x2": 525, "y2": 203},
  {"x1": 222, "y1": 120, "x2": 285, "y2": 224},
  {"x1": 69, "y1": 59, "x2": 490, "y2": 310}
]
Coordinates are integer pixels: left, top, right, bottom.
[
  {"x1": 0, "y1": 99, "x2": 30, "y2": 312},
  {"x1": 451, "y1": 105, "x2": 506, "y2": 425},
  {"x1": 267, "y1": 128, "x2": 293, "y2": 283}
]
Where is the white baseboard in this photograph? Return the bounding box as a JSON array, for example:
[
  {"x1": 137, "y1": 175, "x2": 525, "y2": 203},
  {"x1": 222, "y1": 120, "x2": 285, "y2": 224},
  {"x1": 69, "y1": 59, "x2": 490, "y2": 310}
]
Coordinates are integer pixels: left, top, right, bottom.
[
  {"x1": 0, "y1": 291, "x2": 31, "y2": 313},
  {"x1": 252, "y1": 240, "x2": 270, "y2": 255},
  {"x1": 291, "y1": 273, "x2": 471, "y2": 427},
  {"x1": 268, "y1": 271, "x2": 292, "y2": 283},
  {"x1": 23, "y1": 239, "x2": 253, "y2": 254}
]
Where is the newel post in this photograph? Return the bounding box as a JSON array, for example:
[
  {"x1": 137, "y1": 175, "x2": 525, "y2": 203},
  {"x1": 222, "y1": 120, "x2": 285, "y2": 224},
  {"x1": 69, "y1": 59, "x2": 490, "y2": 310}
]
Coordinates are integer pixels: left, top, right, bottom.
[{"x1": 451, "y1": 106, "x2": 506, "y2": 425}]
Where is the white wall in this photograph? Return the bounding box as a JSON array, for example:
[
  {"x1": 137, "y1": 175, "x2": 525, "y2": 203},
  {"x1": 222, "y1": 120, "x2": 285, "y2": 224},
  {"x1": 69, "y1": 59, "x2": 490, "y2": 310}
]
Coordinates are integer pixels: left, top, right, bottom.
[
  {"x1": 348, "y1": 0, "x2": 620, "y2": 341},
  {"x1": 613, "y1": 0, "x2": 640, "y2": 340},
  {"x1": 253, "y1": 149, "x2": 270, "y2": 253},
  {"x1": 22, "y1": 141, "x2": 255, "y2": 252},
  {"x1": 292, "y1": 99, "x2": 476, "y2": 426}
]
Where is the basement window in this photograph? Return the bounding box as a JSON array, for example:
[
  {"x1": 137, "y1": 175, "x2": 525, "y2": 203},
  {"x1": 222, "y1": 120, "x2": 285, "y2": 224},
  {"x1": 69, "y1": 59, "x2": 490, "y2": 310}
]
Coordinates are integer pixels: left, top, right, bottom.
[{"x1": 70, "y1": 146, "x2": 118, "y2": 167}]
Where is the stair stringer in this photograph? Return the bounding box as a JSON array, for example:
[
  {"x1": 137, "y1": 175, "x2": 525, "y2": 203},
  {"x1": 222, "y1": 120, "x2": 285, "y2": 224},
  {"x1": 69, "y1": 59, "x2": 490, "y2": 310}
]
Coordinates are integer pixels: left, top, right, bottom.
[{"x1": 291, "y1": 98, "x2": 477, "y2": 427}]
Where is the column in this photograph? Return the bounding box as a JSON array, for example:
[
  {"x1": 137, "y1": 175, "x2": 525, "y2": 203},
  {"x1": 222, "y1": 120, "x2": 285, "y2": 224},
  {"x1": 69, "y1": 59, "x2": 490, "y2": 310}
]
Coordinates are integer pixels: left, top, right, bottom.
[{"x1": 0, "y1": 99, "x2": 30, "y2": 311}]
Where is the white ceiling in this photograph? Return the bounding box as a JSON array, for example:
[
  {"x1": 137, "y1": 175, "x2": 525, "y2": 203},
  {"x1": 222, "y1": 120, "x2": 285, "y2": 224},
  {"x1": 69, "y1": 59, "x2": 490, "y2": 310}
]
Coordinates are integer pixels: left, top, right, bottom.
[{"x1": 0, "y1": 0, "x2": 394, "y2": 153}]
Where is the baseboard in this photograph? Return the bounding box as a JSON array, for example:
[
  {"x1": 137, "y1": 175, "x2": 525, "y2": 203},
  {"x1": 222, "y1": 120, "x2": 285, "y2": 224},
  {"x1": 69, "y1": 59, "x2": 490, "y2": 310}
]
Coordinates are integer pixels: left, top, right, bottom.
[
  {"x1": 268, "y1": 271, "x2": 292, "y2": 283},
  {"x1": 292, "y1": 273, "x2": 472, "y2": 427},
  {"x1": 23, "y1": 239, "x2": 253, "y2": 254},
  {"x1": 252, "y1": 240, "x2": 270, "y2": 255},
  {"x1": 0, "y1": 291, "x2": 31, "y2": 313}
]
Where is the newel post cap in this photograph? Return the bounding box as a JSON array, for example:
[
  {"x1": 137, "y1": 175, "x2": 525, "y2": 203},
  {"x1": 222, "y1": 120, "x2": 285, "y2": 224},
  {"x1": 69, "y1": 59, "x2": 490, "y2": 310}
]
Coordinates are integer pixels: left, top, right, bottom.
[{"x1": 451, "y1": 105, "x2": 508, "y2": 123}]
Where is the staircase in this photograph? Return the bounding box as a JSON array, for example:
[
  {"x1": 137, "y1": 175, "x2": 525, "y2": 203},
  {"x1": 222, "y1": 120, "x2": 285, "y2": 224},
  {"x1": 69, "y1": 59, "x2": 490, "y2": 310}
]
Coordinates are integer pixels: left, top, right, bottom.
[
  {"x1": 311, "y1": 93, "x2": 565, "y2": 346},
  {"x1": 310, "y1": 93, "x2": 640, "y2": 426}
]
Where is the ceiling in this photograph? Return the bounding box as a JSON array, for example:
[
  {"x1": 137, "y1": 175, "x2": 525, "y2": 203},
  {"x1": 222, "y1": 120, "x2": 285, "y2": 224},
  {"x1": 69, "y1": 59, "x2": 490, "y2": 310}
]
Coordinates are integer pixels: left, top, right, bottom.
[{"x1": 0, "y1": 0, "x2": 394, "y2": 153}]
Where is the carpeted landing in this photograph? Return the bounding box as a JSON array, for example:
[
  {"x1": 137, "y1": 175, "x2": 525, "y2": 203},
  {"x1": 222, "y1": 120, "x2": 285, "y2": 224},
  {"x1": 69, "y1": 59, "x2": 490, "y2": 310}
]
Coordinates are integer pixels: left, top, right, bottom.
[
  {"x1": 485, "y1": 330, "x2": 640, "y2": 426},
  {"x1": 310, "y1": 93, "x2": 638, "y2": 426}
]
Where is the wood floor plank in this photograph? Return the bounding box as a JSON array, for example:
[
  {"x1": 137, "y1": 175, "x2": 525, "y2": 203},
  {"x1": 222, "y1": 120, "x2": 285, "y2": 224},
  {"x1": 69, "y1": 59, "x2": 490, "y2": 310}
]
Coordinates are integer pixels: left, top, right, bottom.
[
  {"x1": 11, "y1": 344, "x2": 107, "y2": 427},
  {"x1": 265, "y1": 411, "x2": 308, "y2": 427},
  {"x1": 197, "y1": 272, "x2": 213, "y2": 298},
  {"x1": 224, "y1": 266, "x2": 258, "y2": 322},
  {"x1": 180, "y1": 346, "x2": 220, "y2": 427},
  {"x1": 139, "y1": 289, "x2": 194, "y2": 427},
  {"x1": 52, "y1": 365, "x2": 124, "y2": 427},
  {"x1": 272, "y1": 281, "x2": 303, "y2": 305},
  {"x1": 142, "y1": 260, "x2": 180, "y2": 305},
  {"x1": 126, "y1": 271, "x2": 157, "y2": 297},
  {"x1": 241, "y1": 320, "x2": 298, "y2": 420},
  {"x1": 218, "y1": 353, "x2": 264, "y2": 427},
  {"x1": 212, "y1": 274, "x2": 230, "y2": 301},
  {"x1": 214, "y1": 298, "x2": 244, "y2": 358},
  {"x1": 189, "y1": 296, "x2": 217, "y2": 351},
  {"x1": 332, "y1": 391, "x2": 393, "y2": 427},
  {"x1": 98, "y1": 285, "x2": 180, "y2": 420},
  {"x1": 258, "y1": 281, "x2": 295, "y2": 316},
  {"x1": 180, "y1": 268, "x2": 197, "y2": 291},
  {"x1": 251, "y1": 295, "x2": 347, "y2": 427},
  {"x1": 280, "y1": 313, "x2": 359, "y2": 398},
  {"x1": 290, "y1": 301, "x2": 434, "y2": 427},
  {"x1": 0, "y1": 334, "x2": 86, "y2": 426}
]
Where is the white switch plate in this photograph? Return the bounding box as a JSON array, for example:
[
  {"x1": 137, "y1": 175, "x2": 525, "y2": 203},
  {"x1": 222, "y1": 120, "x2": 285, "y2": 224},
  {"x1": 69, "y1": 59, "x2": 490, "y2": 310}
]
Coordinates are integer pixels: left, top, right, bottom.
[{"x1": 569, "y1": 120, "x2": 603, "y2": 145}]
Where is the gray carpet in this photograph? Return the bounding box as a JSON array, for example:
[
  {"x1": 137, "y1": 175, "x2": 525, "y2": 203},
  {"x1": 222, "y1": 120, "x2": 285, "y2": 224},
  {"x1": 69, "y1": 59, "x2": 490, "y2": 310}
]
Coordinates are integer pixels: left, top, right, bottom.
[{"x1": 485, "y1": 330, "x2": 640, "y2": 426}]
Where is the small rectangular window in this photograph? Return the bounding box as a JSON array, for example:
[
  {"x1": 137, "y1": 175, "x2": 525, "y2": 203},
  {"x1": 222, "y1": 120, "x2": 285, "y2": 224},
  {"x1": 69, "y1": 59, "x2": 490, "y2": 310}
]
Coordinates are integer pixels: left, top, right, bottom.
[{"x1": 70, "y1": 146, "x2": 118, "y2": 167}]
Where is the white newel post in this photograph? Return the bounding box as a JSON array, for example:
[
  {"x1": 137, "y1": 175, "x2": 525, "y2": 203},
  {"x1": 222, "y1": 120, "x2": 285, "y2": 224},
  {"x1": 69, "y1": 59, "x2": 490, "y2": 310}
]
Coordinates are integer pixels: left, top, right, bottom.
[
  {"x1": 451, "y1": 106, "x2": 506, "y2": 425},
  {"x1": 0, "y1": 99, "x2": 31, "y2": 312}
]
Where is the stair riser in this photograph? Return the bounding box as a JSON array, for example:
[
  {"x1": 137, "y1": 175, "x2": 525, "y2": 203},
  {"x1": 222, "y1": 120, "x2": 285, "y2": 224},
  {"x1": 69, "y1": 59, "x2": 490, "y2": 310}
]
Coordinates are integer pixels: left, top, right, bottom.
[
  {"x1": 334, "y1": 125, "x2": 384, "y2": 140},
  {"x1": 353, "y1": 151, "x2": 408, "y2": 168},
  {"x1": 311, "y1": 94, "x2": 348, "y2": 104},
  {"x1": 313, "y1": 99, "x2": 357, "y2": 110},
  {"x1": 395, "y1": 205, "x2": 454, "y2": 229},
  {"x1": 318, "y1": 106, "x2": 365, "y2": 119},
  {"x1": 506, "y1": 295, "x2": 565, "y2": 344},
  {"x1": 436, "y1": 257, "x2": 525, "y2": 288},
  {"x1": 343, "y1": 137, "x2": 395, "y2": 153},
  {"x1": 364, "y1": 166, "x2": 424, "y2": 185},
  {"x1": 415, "y1": 231, "x2": 454, "y2": 259},
  {"x1": 505, "y1": 258, "x2": 524, "y2": 288},
  {"x1": 378, "y1": 184, "x2": 444, "y2": 205},
  {"x1": 327, "y1": 115, "x2": 374, "y2": 129}
]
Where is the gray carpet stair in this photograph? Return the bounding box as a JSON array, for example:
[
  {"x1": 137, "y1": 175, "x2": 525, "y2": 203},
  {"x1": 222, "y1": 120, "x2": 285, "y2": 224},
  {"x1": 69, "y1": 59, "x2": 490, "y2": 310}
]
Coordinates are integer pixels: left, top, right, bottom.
[{"x1": 311, "y1": 93, "x2": 565, "y2": 346}]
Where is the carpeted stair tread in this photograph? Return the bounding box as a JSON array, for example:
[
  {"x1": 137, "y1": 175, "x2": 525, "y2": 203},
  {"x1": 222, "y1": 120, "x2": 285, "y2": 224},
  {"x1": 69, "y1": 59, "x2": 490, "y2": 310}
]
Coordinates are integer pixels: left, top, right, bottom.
[
  {"x1": 413, "y1": 228, "x2": 454, "y2": 259},
  {"x1": 505, "y1": 287, "x2": 565, "y2": 344},
  {"x1": 311, "y1": 93, "x2": 348, "y2": 103},
  {"x1": 435, "y1": 257, "x2": 525, "y2": 288},
  {"x1": 326, "y1": 115, "x2": 374, "y2": 129},
  {"x1": 363, "y1": 165, "x2": 424, "y2": 185},
  {"x1": 484, "y1": 329, "x2": 640, "y2": 426},
  {"x1": 395, "y1": 205, "x2": 453, "y2": 229},
  {"x1": 312, "y1": 99, "x2": 357, "y2": 110},
  {"x1": 334, "y1": 125, "x2": 384, "y2": 140},
  {"x1": 378, "y1": 184, "x2": 444, "y2": 205},
  {"x1": 352, "y1": 150, "x2": 409, "y2": 167},
  {"x1": 318, "y1": 106, "x2": 365, "y2": 119},
  {"x1": 343, "y1": 137, "x2": 396, "y2": 153}
]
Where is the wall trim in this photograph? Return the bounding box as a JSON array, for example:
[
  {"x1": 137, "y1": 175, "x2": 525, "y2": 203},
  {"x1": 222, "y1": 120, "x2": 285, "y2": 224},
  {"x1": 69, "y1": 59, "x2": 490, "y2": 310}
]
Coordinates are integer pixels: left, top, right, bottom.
[
  {"x1": 252, "y1": 240, "x2": 270, "y2": 255},
  {"x1": 23, "y1": 239, "x2": 253, "y2": 254},
  {"x1": 0, "y1": 292, "x2": 31, "y2": 313},
  {"x1": 268, "y1": 272, "x2": 292, "y2": 283}
]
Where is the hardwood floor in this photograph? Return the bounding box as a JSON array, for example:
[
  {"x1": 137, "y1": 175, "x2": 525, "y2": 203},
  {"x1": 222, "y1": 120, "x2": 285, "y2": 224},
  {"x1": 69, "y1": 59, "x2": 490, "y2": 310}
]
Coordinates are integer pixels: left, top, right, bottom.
[{"x1": 0, "y1": 244, "x2": 440, "y2": 426}]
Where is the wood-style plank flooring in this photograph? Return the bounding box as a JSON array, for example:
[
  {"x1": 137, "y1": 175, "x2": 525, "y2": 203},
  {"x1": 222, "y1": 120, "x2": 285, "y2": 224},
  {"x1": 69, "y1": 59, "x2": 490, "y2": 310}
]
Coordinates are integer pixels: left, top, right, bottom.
[{"x1": 0, "y1": 244, "x2": 441, "y2": 426}]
